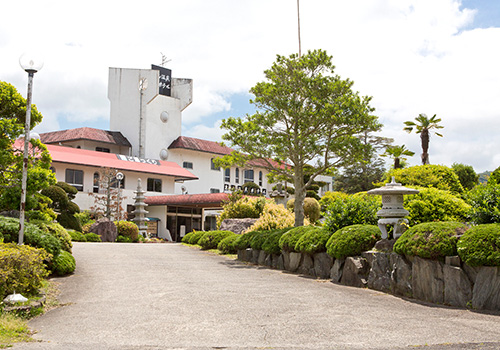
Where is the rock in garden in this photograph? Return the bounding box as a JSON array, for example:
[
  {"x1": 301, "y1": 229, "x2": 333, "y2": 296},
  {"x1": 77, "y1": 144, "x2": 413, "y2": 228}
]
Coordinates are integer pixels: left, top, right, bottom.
[
  {"x1": 330, "y1": 258, "x2": 345, "y2": 282},
  {"x1": 390, "y1": 253, "x2": 412, "y2": 297},
  {"x1": 444, "y1": 264, "x2": 473, "y2": 308},
  {"x1": 313, "y1": 252, "x2": 334, "y2": 279},
  {"x1": 365, "y1": 251, "x2": 392, "y2": 293},
  {"x1": 472, "y1": 266, "x2": 500, "y2": 310},
  {"x1": 219, "y1": 218, "x2": 257, "y2": 235},
  {"x1": 412, "y1": 257, "x2": 444, "y2": 304},
  {"x1": 89, "y1": 218, "x2": 117, "y2": 242},
  {"x1": 340, "y1": 257, "x2": 369, "y2": 288}
]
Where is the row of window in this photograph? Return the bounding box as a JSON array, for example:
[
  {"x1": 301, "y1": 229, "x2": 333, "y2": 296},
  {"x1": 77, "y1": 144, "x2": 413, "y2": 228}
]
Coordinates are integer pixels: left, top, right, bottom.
[
  {"x1": 64, "y1": 169, "x2": 163, "y2": 193},
  {"x1": 224, "y1": 168, "x2": 263, "y2": 186}
]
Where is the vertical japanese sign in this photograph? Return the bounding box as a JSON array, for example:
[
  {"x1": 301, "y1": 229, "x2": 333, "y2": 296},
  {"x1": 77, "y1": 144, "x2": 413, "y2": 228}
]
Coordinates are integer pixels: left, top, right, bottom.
[{"x1": 151, "y1": 64, "x2": 172, "y2": 96}]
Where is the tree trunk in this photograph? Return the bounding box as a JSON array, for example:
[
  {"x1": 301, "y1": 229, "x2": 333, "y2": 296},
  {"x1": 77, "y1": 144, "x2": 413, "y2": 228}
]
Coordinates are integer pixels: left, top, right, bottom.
[
  {"x1": 394, "y1": 157, "x2": 400, "y2": 169},
  {"x1": 420, "y1": 130, "x2": 430, "y2": 165},
  {"x1": 293, "y1": 173, "x2": 305, "y2": 227}
]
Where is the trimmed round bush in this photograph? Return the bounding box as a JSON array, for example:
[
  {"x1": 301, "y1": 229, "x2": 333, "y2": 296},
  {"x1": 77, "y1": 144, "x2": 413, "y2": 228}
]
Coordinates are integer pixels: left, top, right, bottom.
[
  {"x1": 287, "y1": 198, "x2": 321, "y2": 223},
  {"x1": 51, "y1": 250, "x2": 76, "y2": 276},
  {"x1": 261, "y1": 229, "x2": 290, "y2": 255},
  {"x1": 116, "y1": 235, "x2": 133, "y2": 243},
  {"x1": 405, "y1": 187, "x2": 470, "y2": 226},
  {"x1": 326, "y1": 224, "x2": 381, "y2": 259},
  {"x1": 68, "y1": 230, "x2": 86, "y2": 242},
  {"x1": 84, "y1": 232, "x2": 102, "y2": 242},
  {"x1": 457, "y1": 223, "x2": 500, "y2": 266},
  {"x1": 279, "y1": 226, "x2": 317, "y2": 253},
  {"x1": 234, "y1": 230, "x2": 261, "y2": 250},
  {"x1": 217, "y1": 234, "x2": 239, "y2": 254},
  {"x1": 198, "y1": 230, "x2": 235, "y2": 250},
  {"x1": 249, "y1": 231, "x2": 271, "y2": 250},
  {"x1": 182, "y1": 230, "x2": 205, "y2": 245},
  {"x1": 394, "y1": 221, "x2": 468, "y2": 259},
  {"x1": 295, "y1": 227, "x2": 332, "y2": 255},
  {"x1": 115, "y1": 220, "x2": 139, "y2": 242}
]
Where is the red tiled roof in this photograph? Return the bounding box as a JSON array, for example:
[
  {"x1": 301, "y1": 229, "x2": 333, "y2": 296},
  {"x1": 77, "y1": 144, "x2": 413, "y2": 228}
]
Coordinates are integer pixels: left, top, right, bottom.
[
  {"x1": 168, "y1": 136, "x2": 286, "y2": 169},
  {"x1": 145, "y1": 193, "x2": 229, "y2": 207},
  {"x1": 168, "y1": 136, "x2": 232, "y2": 155},
  {"x1": 46, "y1": 144, "x2": 197, "y2": 181},
  {"x1": 40, "y1": 127, "x2": 132, "y2": 147}
]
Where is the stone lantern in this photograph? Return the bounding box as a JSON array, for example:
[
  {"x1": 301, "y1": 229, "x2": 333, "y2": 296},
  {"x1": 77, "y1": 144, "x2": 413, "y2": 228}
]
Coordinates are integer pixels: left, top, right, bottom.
[
  {"x1": 367, "y1": 177, "x2": 419, "y2": 239},
  {"x1": 132, "y1": 178, "x2": 149, "y2": 237}
]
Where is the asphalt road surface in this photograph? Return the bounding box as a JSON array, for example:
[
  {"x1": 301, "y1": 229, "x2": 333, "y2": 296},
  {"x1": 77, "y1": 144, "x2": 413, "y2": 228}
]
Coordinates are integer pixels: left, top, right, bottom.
[{"x1": 13, "y1": 242, "x2": 500, "y2": 350}]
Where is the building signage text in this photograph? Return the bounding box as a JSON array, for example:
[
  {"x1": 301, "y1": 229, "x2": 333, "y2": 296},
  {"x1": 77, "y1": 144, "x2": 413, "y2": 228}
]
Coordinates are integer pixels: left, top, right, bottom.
[
  {"x1": 151, "y1": 64, "x2": 172, "y2": 97},
  {"x1": 117, "y1": 154, "x2": 160, "y2": 165}
]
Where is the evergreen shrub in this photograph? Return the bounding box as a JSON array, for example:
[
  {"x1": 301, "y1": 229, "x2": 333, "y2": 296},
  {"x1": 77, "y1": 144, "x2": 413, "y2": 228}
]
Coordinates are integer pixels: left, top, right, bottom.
[
  {"x1": 68, "y1": 230, "x2": 86, "y2": 242},
  {"x1": 279, "y1": 226, "x2": 317, "y2": 253},
  {"x1": 115, "y1": 220, "x2": 139, "y2": 242},
  {"x1": 249, "y1": 231, "x2": 271, "y2": 250},
  {"x1": 182, "y1": 230, "x2": 205, "y2": 245},
  {"x1": 287, "y1": 198, "x2": 321, "y2": 223},
  {"x1": 234, "y1": 230, "x2": 261, "y2": 250},
  {"x1": 0, "y1": 243, "x2": 49, "y2": 298},
  {"x1": 261, "y1": 229, "x2": 290, "y2": 255},
  {"x1": 116, "y1": 235, "x2": 133, "y2": 243},
  {"x1": 31, "y1": 220, "x2": 73, "y2": 253},
  {"x1": 457, "y1": 223, "x2": 500, "y2": 266},
  {"x1": 404, "y1": 187, "x2": 470, "y2": 225},
  {"x1": 51, "y1": 250, "x2": 76, "y2": 276},
  {"x1": 393, "y1": 221, "x2": 468, "y2": 259},
  {"x1": 326, "y1": 224, "x2": 380, "y2": 259},
  {"x1": 198, "y1": 230, "x2": 235, "y2": 250},
  {"x1": 217, "y1": 234, "x2": 239, "y2": 254},
  {"x1": 323, "y1": 193, "x2": 380, "y2": 233},
  {"x1": 84, "y1": 233, "x2": 102, "y2": 242},
  {"x1": 295, "y1": 227, "x2": 332, "y2": 255},
  {"x1": 247, "y1": 201, "x2": 301, "y2": 232},
  {"x1": 465, "y1": 184, "x2": 500, "y2": 224}
]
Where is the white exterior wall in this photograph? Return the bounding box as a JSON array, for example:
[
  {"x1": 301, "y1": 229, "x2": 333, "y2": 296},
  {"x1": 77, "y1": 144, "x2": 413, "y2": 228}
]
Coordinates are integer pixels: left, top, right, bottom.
[
  {"x1": 108, "y1": 67, "x2": 192, "y2": 160},
  {"x1": 50, "y1": 162, "x2": 176, "y2": 212}
]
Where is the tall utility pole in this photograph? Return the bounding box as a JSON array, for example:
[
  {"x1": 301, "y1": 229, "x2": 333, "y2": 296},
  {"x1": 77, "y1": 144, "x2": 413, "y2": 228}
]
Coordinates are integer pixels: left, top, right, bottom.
[{"x1": 297, "y1": 0, "x2": 302, "y2": 57}]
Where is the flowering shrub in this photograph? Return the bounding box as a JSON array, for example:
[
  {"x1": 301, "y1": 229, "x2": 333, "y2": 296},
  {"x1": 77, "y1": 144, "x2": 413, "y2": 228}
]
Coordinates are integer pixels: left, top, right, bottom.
[{"x1": 115, "y1": 220, "x2": 139, "y2": 242}]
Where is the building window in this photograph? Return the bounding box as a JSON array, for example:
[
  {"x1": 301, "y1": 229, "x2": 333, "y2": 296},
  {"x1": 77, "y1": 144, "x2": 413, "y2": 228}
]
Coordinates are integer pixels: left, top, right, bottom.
[
  {"x1": 65, "y1": 169, "x2": 84, "y2": 191},
  {"x1": 259, "y1": 171, "x2": 263, "y2": 186},
  {"x1": 235, "y1": 168, "x2": 239, "y2": 184},
  {"x1": 147, "y1": 178, "x2": 162, "y2": 192},
  {"x1": 95, "y1": 147, "x2": 110, "y2": 153},
  {"x1": 210, "y1": 158, "x2": 220, "y2": 171},
  {"x1": 244, "y1": 169, "x2": 254, "y2": 183},
  {"x1": 224, "y1": 168, "x2": 230, "y2": 183},
  {"x1": 210, "y1": 188, "x2": 220, "y2": 193},
  {"x1": 183, "y1": 161, "x2": 193, "y2": 169},
  {"x1": 93, "y1": 172, "x2": 99, "y2": 193}
]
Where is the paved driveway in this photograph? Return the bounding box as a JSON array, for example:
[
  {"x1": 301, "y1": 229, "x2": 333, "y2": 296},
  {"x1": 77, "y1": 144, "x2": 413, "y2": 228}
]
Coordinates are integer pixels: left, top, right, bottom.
[{"x1": 13, "y1": 242, "x2": 500, "y2": 350}]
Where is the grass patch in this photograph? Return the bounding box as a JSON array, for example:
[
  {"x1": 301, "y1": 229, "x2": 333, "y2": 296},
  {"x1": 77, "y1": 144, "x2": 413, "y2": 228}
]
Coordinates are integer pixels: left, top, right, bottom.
[{"x1": 0, "y1": 313, "x2": 33, "y2": 347}]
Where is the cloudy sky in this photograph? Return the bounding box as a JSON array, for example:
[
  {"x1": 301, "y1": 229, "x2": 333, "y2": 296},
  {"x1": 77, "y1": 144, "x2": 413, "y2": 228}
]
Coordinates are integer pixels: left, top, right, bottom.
[{"x1": 1, "y1": 0, "x2": 499, "y2": 172}]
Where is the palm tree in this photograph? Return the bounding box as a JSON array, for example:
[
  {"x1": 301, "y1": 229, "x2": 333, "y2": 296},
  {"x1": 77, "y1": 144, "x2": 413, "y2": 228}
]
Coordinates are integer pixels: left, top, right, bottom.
[
  {"x1": 404, "y1": 114, "x2": 443, "y2": 165},
  {"x1": 381, "y1": 145, "x2": 415, "y2": 169}
]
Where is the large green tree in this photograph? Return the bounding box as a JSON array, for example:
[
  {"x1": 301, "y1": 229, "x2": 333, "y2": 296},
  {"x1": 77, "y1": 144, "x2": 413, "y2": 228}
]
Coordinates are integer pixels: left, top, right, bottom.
[
  {"x1": 217, "y1": 50, "x2": 380, "y2": 226},
  {"x1": 0, "y1": 81, "x2": 55, "y2": 219},
  {"x1": 403, "y1": 113, "x2": 443, "y2": 165}
]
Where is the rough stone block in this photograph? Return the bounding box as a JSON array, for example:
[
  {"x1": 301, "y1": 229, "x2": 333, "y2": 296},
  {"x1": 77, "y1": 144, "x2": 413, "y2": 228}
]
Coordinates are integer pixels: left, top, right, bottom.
[
  {"x1": 340, "y1": 257, "x2": 369, "y2": 288},
  {"x1": 298, "y1": 254, "x2": 315, "y2": 276},
  {"x1": 251, "y1": 249, "x2": 260, "y2": 264},
  {"x1": 282, "y1": 251, "x2": 290, "y2": 270},
  {"x1": 472, "y1": 266, "x2": 500, "y2": 311},
  {"x1": 330, "y1": 258, "x2": 344, "y2": 282},
  {"x1": 258, "y1": 250, "x2": 268, "y2": 266},
  {"x1": 237, "y1": 249, "x2": 246, "y2": 261},
  {"x1": 313, "y1": 252, "x2": 334, "y2": 279},
  {"x1": 276, "y1": 254, "x2": 285, "y2": 270},
  {"x1": 390, "y1": 253, "x2": 412, "y2": 297},
  {"x1": 445, "y1": 255, "x2": 461, "y2": 267},
  {"x1": 90, "y1": 218, "x2": 117, "y2": 242},
  {"x1": 463, "y1": 263, "x2": 480, "y2": 284},
  {"x1": 287, "y1": 252, "x2": 303, "y2": 272},
  {"x1": 374, "y1": 239, "x2": 396, "y2": 253},
  {"x1": 219, "y1": 218, "x2": 258, "y2": 235},
  {"x1": 444, "y1": 265, "x2": 473, "y2": 308},
  {"x1": 412, "y1": 257, "x2": 444, "y2": 304},
  {"x1": 366, "y1": 251, "x2": 392, "y2": 293}
]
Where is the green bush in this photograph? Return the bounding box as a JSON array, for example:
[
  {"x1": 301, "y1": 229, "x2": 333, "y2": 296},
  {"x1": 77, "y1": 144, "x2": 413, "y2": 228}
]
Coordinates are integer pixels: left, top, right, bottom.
[
  {"x1": 457, "y1": 223, "x2": 500, "y2": 266},
  {"x1": 295, "y1": 227, "x2": 332, "y2": 255},
  {"x1": 279, "y1": 226, "x2": 317, "y2": 253},
  {"x1": 31, "y1": 220, "x2": 73, "y2": 253},
  {"x1": 394, "y1": 221, "x2": 468, "y2": 259},
  {"x1": 488, "y1": 166, "x2": 500, "y2": 185},
  {"x1": 182, "y1": 230, "x2": 205, "y2": 245},
  {"x1": 116, "y1": 235, "x2": 133, "y2": 243},
  {"x1": 386, "y1": 164, "x2": 464, "y2": 194},
  {"x1": 247, "y1": 201, "x2": 301, "y2": 232},
  {"x1": 404, "y1": 187, "x2": 470, "y2": 226},
  {"x1": 261, "y1": 229, "x2": 291, "y2": 255},
  {"x1": 323, "y1": 193, "x2": 380, "y2": 233},
  {"x1": 217, "y1": 234, "x2": 239, "y2": 254},
  {"x1": 326, "y1": 224, "x2": 380, "y2": 259},
  {"x1": 249, "y1": 231, "x2": 271, "y2": 250},
  {"x1": 198, "y1": 230, "x2": 235, "y2": 250},
  {"x1": 84, "y1": 232, "x2": 102, "y2": 242},
  {"x1": 58, "y1": 210, "x2": 82, "y2": 232},
  {"x1": 452, "y1": 163, "x2": 479, "y2": 191},
  {"x1": 51, "y1": 250, "x2": 76, "y2": 276},
  {"x1": 74, "y1": 211, "x2": 94, "y2": 226},
  {"x1": 24, "y1": 229, "x2": 62, "y2": 259},
  {"x1": 0, "y1": 243, "x2": 49, "y2": 298},
  {"x1": 68, "y1": 230, "x2": 86, "y2": 242},
  {"x1": 465, "y1": 184, "x2": 500, "y2": 224},
  {"x1": 319, "y1": 191, "x2": 348, "y2": 211},
  {"x1": 217, "y1": 193, "x2": 266, "y2": 228},
  {"x1": 115, "y1": 221, "x2": 139, "y2": 242},
  {"x1": 234, "y1": 230, "x2": 261, "y2": 250}
]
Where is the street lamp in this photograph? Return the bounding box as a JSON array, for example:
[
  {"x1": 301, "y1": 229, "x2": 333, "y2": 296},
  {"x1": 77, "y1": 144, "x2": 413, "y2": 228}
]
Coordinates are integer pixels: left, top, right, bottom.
[{"x1": 18, "y1": 53, "x2": 43, "y2": 245}]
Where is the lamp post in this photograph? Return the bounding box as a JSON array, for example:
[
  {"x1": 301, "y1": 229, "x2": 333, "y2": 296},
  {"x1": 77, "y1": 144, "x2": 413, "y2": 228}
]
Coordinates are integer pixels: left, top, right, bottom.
[{"x1": 18, "y1": 53, "x2": 43, "y2": 245}]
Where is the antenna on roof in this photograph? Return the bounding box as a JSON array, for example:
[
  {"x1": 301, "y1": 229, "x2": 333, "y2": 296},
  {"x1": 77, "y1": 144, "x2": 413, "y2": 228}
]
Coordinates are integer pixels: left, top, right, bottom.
[{"x1": 160, "y1": 53, "x2": 171, "y2": 67}]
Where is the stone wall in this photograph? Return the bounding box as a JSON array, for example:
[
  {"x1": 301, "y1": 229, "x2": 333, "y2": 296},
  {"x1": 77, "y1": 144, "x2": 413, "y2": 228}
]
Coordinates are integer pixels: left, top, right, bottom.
[{"x1": 237, "y1": 248, "x2": 500, "y2": 311}]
